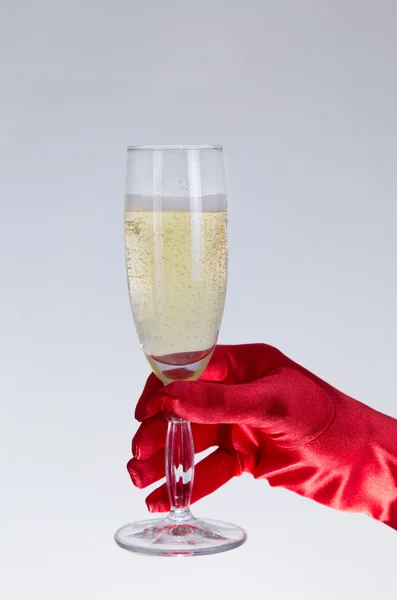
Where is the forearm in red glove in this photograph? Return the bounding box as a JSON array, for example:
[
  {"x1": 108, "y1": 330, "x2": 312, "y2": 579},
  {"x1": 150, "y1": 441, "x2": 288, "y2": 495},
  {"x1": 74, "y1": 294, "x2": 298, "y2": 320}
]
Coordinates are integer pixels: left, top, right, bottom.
[{"x1": 128, "y1": 344, "x2": 397, "y2": 530}]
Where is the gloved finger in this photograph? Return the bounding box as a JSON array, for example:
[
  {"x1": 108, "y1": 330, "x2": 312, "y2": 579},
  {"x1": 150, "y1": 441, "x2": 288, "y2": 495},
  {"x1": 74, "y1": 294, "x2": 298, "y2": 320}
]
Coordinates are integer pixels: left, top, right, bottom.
[
  {"x1": 132, "y1": 414, "x2": 168, "y2": 460},
  {"x1": 135, "y1": 378, "x2": 269, "y2": 424},
  {"x1": 136, "y1": 369, "x2": 335, "y2": 438},
  {"x1": 145, "y1": 447, "x2": 241, "y2": 512},
  {"x1": 127, "y1": 449, "x2": 165, "y2": 489},
  {"x1": 132, "y1": 415, "x2": 220, "y2": 460}
]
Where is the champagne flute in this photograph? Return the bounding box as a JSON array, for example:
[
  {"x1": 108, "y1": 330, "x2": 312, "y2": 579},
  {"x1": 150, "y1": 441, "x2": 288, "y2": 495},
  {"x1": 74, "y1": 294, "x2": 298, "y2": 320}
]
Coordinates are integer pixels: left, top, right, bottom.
[{"x1": 114, "y1": 145, "x2": 246, "y2": 556}]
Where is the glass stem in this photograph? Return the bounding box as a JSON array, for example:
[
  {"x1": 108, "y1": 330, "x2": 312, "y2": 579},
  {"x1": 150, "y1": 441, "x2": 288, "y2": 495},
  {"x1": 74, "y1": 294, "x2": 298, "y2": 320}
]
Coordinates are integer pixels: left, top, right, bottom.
[{"x1": 166, "y1": 418, "x2": 194, "y2": 522}]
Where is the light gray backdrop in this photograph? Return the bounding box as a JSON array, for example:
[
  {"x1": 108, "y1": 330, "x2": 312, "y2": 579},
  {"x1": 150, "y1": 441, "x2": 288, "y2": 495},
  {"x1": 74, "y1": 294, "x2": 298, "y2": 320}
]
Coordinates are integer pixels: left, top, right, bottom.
[{"x1": 1, "y1": 1, "x2": 396, "y2": 599}]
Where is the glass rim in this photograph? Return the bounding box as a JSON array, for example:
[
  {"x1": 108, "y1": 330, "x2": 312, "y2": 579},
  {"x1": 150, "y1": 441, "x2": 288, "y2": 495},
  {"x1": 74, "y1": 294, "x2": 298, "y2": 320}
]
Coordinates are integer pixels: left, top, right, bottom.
[{"x1": 127, "y1": 144, "x2": 223, "y2": 151}]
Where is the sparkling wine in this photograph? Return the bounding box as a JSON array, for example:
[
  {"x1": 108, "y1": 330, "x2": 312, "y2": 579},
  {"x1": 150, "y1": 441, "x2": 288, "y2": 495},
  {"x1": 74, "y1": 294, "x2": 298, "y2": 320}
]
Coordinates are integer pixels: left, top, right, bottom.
[{"x1": 124, "y1": 195, "x2": 227, "y2": 382}]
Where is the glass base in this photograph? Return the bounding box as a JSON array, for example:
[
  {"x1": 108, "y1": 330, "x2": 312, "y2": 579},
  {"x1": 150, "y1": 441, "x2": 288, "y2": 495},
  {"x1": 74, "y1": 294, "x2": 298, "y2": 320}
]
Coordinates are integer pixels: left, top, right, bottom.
[{"x1": 114, "y1": 512, "x2": 247, "y2": 557}]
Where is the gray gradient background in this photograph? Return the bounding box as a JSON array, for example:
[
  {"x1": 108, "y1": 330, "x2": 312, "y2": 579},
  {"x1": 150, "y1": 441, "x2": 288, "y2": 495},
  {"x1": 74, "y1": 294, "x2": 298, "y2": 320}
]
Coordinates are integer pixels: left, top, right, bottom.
[{"x1": 1, "y1": 1, "x2": 396, "y2": 598}]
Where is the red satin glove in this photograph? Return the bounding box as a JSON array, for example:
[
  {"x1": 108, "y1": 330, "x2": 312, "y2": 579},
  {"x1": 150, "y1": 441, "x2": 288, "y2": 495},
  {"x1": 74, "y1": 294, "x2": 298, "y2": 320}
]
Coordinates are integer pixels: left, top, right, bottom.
[{"x1": 129, "y1": 344, "x2": 397, "y2": 529}]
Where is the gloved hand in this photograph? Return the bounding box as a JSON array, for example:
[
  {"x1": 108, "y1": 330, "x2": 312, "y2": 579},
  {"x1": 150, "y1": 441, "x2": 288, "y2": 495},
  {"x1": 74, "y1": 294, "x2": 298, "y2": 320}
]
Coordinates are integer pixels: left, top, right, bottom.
[{"x1": 128, "y1": 344, "x2": 397, "y2": 529}]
